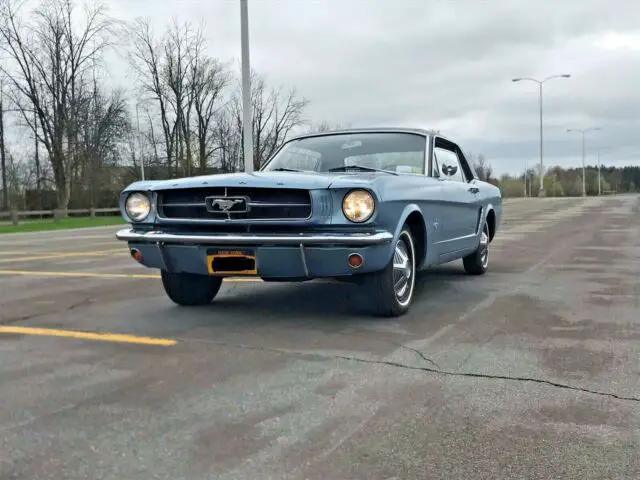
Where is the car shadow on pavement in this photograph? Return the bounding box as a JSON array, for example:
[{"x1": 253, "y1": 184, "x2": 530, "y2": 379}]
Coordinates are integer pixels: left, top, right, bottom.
[{"x1": 190, "y1": 262, "x2": 471, "y2": 320}]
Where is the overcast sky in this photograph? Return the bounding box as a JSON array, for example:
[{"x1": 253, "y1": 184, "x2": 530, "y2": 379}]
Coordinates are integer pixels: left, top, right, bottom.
[{"x1": 98, "y1": 0, "x2": 640, "y2": 175}]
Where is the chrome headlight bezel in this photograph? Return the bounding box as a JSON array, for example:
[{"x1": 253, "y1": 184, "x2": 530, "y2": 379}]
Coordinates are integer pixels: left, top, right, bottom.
[
  {"x1": 124, "y1": 192, "x2": 151, "y2": 222},
  {"x1": 342, "y1": 189, "x2": 376, "y2": 223}
]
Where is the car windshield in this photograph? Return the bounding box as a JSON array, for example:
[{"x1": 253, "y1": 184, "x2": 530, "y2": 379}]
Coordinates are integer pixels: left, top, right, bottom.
[{"x1": 261, "y1": 132, "x2": 426, "y2": 174}]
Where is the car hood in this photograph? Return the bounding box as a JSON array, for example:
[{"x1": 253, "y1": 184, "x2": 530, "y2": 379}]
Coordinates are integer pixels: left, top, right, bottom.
[{"x1": 145, "y1": 171, "x2": 388, "y2": 191}]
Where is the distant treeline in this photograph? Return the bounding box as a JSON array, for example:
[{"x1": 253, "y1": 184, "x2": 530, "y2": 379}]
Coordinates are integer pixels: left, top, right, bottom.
[{"x1": 474, "y1": 160, "x2": 640, "y2": 197}]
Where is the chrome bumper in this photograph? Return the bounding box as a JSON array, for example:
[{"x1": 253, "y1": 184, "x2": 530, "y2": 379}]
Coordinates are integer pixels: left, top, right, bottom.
[{"x1": 115, "y1": 228, "x2": 394, "y2": 246}]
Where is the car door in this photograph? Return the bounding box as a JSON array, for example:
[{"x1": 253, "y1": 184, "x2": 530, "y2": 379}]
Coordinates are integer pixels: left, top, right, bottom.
[
  {"x1": 456, "y1": 147, "x2": 485, "y2": 231},
  {"x1": 433, "y1": 146, "x2": 480, "y2": 254}
]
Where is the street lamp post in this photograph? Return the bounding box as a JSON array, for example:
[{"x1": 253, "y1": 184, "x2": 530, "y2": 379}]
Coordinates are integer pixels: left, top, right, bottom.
[
  {"x1": 523, "y1": 158, "x2": 528, "y2": 197},
  {"x1": 512, "y1": 74, "x2": 571, "y2": 197},
  {"x1": 240, "y1": 0, "x2": 254, "y2": 173},
  {"x1": 597, "y1": 150, "x2": 601, "y2": 196},
  {"x1": 567, "y1": 127, "x2": 601, "y2": 197}
]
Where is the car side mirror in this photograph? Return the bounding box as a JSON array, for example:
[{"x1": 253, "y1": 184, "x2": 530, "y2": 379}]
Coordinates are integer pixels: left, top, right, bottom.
[{"x1": 441, "y1": 164, "x2": 458, "y2": 176}]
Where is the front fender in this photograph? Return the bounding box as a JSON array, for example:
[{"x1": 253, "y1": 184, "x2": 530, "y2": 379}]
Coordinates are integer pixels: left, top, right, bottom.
[
  {"x1": 383, "y1": 203, "x2": 428, "y2": 264},
  {"x1": 487, "y1": 201, "x2": 502, "y2": 232},
  {"x1": 481, "y1": 201, "x2": 501, "y2": 239}
]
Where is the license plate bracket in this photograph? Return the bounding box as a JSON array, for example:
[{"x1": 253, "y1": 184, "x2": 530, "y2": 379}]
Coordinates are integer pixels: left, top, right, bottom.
[{"x1": 206, "y1": 248, "x2": 257, "y2": 275}]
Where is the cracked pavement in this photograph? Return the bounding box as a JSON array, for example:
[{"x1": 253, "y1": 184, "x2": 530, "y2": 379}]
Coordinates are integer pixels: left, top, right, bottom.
[{"x1": 0, "y1": 195, "x2": 639, "y2": 479}]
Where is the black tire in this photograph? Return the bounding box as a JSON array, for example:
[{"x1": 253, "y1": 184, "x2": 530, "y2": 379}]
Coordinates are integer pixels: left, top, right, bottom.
[
  {"x1": 364, "y1": 227, "x2": 417, "y2": 317},
  {"x1": 160, "y1": 271, "x2": 223, "y2": 306},
  {"x1": 463, "y1": 220, "x2": 490, "y2": 275}
]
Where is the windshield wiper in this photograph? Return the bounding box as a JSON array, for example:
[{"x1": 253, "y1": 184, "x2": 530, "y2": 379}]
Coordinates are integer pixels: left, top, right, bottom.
[
  {"x1": 328, "y1": 165, "x2": 398, "y2": 175},
  {"x1": 271, "y1": 167, "x2": 303, "y2": 172}
]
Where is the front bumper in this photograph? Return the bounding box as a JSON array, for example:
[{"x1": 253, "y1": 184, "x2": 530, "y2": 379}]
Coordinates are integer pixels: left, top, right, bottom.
[
  {"x1": 116, "y1": 228, "x2": 394, "y2": 278},
  {"x1": 115, "y1": 228, "x2": 393, "y2": 246}
]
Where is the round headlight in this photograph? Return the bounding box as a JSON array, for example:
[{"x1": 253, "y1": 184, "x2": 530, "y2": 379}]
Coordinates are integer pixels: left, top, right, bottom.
[
  {"x1": 342, "y1": 189, "x2": 375, "y2": 223},
  {"x1": 125, "y1": 192, "x2": 151, "y2": 221}
]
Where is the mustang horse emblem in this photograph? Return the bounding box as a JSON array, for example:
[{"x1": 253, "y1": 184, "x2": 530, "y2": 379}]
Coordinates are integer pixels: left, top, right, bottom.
[{"x1": 208, "y1": 198, "x2": 245, "y2": 212}]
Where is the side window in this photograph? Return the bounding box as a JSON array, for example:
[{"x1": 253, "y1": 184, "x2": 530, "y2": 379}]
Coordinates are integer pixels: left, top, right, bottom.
[{"x1": 434, "y1": 147, "x2": 465, "y2": 182}]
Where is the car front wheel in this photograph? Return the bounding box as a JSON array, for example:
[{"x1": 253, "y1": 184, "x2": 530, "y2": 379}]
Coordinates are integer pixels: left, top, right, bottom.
[
  {"x1": 161, "y1": 271, "x2": 223, "y2": 306},
  {"x1": 462, "y1": 220, "x2": 490, "y2": 275},
  {"x1": 365, "y1": 227, "x2": 417, "y2": 317}
]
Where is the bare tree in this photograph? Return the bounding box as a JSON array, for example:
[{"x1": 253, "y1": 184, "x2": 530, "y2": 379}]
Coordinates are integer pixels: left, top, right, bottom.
[
  {"x1": 210, "y1": 71, "x2": 310, "y2": 172},
  {"x1": 229, "y1": 71, "x2": 310, "y2": 170},
  {"x1": 254, "y1": 79, "x2": 310, "y2": 169},
  {"x1": 190, "y1": 54, "x2": 229, "y2": 174},
  {"x1": 472, "y1": 153, "x2": 493, "y2": 181},
  {"x1": 130, "y1": 17, "x2": 228, "y2": 178},
  {"x1": 77, "y1": 83, "x2": 130, "y2": 207},
  {"x1": 129, "y1": 17, "x2": 177, "y2": 176},
  {"x1": 0, "y1": 0, "x2": 118, "y2": 210},
  {"x1": 163, "y1": 18, "x2": 196, "y2": 176},
  {"x1": 308, "y1": 119, "x2": 352, "y2": 133},
  {"x1": 0, "y1": 3, "x2": 318, "y2": 209},
  {"x1": 4, "y1": 152, "x2": 33, "y2": 208},
  {"x1": 211, "y1": 105, "x2": 241, "y2": 173}
]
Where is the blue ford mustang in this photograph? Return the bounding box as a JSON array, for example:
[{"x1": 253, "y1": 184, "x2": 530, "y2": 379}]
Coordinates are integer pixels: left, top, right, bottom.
[{"x1": 116, "y1": 128, "x2": 502, "y2": 317}]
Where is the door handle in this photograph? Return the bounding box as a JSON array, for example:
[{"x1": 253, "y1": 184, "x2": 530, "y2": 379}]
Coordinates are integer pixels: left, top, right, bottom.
[{"x1": 468, "y1": 186, "x2": 479, "y2": 193}]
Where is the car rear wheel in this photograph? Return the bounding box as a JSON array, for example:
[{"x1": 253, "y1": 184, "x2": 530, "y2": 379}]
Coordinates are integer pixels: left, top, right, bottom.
[
  {"x1": 161, "y1": 271, "x2": 223, "y2": 306},
  {"x1": 365, "y1": 227, "x2": 417, "y2": 317},
  {"x1": 462, "y1": 220, "x2": 490, "y2": 275}
]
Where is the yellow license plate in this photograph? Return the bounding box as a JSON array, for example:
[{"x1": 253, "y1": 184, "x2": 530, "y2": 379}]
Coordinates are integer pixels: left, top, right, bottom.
[{"x1": 206, "y1": 249, "x2": 257, "y2": 275}]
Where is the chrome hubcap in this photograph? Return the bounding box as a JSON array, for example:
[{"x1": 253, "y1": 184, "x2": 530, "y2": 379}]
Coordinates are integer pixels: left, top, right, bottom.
[
  {"x1": 392, "y1": 234, "x2": 414, "y2": 305},
  {"x1": 479, "y1": 224, "x2": 489, "y2": 269}
]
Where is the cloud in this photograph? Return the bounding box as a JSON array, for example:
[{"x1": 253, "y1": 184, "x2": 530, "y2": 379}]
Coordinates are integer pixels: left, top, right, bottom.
[{"x1": 104, "y1": 0, "x2": 640, "y2": 174}]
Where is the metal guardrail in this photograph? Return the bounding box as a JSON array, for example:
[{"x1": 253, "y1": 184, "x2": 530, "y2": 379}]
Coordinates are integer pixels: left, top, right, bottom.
[{"x1": 0, "y1": 207, "x2": 120, "y2": 221}]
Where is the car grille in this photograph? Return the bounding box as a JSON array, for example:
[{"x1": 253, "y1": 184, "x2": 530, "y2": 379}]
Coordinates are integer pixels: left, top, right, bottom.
[{"x1": 156, "y1": 187, "x2": 312, "y2": 221}]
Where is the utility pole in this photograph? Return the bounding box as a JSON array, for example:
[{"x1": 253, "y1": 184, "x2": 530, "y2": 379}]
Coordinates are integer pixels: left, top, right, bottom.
[
  {"x1": 512, "y1": 74, "x2": 571, "y2": 197},
  {"x1": 34, "y1": 109, "x2": 41, "y2": 209},
  {"x1": 567, "y1": 127, "x2": 601, "y2": 197},
  {"x1": 240, "y1": 0, "x2": 254, "y2": 173},
  {"x1": 538, "y1": 81, "x2": 543, "y2": 195},
  {"x1": 0, "y1": 80, "x2": 6, "y2": 211}
]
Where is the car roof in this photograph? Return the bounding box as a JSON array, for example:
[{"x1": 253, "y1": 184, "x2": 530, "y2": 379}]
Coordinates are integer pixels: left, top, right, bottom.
[{"x1": 288, "y1": 127, "x2": 447, "y2": 141}]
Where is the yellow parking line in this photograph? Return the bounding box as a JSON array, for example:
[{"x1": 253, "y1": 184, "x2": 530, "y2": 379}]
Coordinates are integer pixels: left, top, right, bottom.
[
  {"x1": 0, "y1": 269, "x2": 160, "y2": 279},
  {"x1": 0, "y1": 249, "x2": 124, "y2": 263},
  {"x1": 0, "y1": 325, "x2": 176, "y2": 346},
  {"x1": 0, "y1": 269, "x2": 263, "y2": 281}
]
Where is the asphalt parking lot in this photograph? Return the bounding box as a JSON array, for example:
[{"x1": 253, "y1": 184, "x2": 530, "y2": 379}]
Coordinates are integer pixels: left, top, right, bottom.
[{"x1": 1, "y1": 195, "x2": 639, "y2": 480}]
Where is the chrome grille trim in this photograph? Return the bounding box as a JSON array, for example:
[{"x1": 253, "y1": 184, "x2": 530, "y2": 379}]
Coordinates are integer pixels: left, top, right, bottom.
[{"x1": 155, "y1": 186, "x2": 313, "y2": 222}]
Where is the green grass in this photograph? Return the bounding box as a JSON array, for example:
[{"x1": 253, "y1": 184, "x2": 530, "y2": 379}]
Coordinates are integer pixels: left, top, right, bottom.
[{"x1": 0, "y1": 215, "x2": 126, "y2": 234}]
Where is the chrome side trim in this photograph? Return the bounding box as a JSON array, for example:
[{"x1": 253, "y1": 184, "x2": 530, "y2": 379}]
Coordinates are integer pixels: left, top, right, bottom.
[
  {"x1": 116, "y1": 229, "x2": 393, "y2": 246},
  {"x1": 155, "y1": 187, "x2": 314, "y2": 222}
]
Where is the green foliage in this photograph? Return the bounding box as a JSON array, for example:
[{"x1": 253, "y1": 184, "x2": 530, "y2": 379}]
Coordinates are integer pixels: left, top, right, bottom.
[
  {"x1": 0, "y1": 215, "x2": 124, "y2": 234},
  {"x1": 498, "y1": 176, "x2": 525, "y2": 197},
  {"x1": 544, "y1": 175, "x2": 564, "y2": 197}
]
